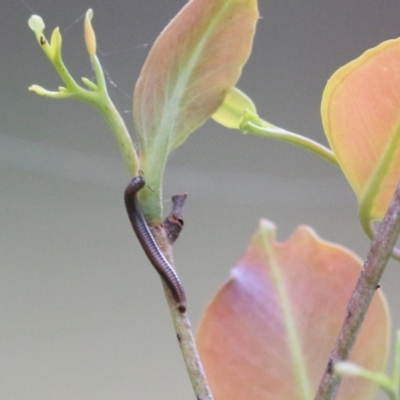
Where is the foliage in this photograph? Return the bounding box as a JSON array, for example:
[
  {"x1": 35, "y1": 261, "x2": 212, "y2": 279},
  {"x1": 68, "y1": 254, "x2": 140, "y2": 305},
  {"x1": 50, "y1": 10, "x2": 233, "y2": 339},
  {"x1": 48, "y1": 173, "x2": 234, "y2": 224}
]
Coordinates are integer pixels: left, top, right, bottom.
[{"x1": 28, "y1": 1, "x2": 400, "y2": 399}]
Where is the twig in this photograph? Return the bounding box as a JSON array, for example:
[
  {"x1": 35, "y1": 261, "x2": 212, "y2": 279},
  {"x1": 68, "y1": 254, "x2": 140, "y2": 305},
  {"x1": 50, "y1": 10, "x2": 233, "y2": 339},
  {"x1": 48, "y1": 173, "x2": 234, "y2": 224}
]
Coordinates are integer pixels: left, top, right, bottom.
[
  {"x1": 315, "y1": 181, "x2": 400, "y2": 400},
  {"x1": 151, "y1": 226, "x2": 214, "y2": 400},
  {"x1": 125, "y1": 181, "x2": 212, "y2": 399}
]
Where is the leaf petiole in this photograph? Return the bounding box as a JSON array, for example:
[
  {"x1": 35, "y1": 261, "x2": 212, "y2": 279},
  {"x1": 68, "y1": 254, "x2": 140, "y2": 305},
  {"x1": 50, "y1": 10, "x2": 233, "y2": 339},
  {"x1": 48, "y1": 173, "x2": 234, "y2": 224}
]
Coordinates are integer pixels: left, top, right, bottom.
[{"x1": 240, "y1": 114, "x2": 339, "y2": 167}]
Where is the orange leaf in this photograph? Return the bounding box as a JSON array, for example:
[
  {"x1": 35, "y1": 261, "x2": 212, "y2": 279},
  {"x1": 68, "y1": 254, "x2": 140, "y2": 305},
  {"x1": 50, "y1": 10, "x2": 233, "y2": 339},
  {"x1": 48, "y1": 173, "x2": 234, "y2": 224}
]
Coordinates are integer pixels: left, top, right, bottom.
[
  {"x1": 197, "y1": 220, "x2": 389, "y2": 400},
  {"x1": 322, "y1": 39, "x2": 400, "y2": 222}
]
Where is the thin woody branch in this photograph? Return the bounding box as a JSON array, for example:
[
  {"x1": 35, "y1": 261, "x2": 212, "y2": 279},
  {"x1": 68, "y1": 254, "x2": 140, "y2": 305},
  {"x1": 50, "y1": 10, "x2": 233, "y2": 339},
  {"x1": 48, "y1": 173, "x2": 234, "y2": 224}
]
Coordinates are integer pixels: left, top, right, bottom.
[{"x1": 315, "y1": 181, "x2": 400, "y2": 400}]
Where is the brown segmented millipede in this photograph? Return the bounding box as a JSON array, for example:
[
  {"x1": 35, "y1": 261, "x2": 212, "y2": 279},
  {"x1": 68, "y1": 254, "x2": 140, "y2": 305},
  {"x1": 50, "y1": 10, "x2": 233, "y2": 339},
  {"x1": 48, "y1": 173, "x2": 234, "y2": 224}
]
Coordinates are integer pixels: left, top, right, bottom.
[{"x1": 124, "y1": 176, "x2": 186, "y2": 313}]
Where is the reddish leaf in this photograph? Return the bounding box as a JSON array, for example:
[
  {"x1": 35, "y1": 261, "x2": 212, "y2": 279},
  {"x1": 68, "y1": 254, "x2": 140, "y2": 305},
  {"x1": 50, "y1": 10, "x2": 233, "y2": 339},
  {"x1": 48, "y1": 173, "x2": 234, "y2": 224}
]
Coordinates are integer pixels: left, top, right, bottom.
[
  {"x1": 321, "y1": 39, "x2": 400, "y2": 222},
  {"x1": 197, "y1": 220, "x2": 389, "y2": 400},
  {"x1": 133, "y1": 0, "x2": 258, "y2": 208}
]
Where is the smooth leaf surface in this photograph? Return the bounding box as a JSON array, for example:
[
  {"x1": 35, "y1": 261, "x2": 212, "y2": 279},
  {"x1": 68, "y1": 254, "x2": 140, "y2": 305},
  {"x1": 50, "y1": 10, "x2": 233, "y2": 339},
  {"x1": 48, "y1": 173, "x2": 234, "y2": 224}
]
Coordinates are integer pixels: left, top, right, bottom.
[
  {"x1": 197, "y1": 220, "x2": 389, "y2": 400},
  {"x1": 211, "y1": 86, "x2": 257, "y2": 129},
  {"x1": 322, "y1": 39, "x2": 400, "y2": 222},
  {"x1": 133, "y1": 0, "x2": 258, "y2": 219}
]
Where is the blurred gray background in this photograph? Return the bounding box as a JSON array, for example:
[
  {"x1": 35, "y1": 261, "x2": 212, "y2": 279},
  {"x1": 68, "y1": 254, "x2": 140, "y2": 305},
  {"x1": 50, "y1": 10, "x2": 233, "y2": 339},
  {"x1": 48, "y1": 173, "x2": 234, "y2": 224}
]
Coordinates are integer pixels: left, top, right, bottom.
[{"x1": 1, "y1": 1, "x2": 400, "y2": 399}]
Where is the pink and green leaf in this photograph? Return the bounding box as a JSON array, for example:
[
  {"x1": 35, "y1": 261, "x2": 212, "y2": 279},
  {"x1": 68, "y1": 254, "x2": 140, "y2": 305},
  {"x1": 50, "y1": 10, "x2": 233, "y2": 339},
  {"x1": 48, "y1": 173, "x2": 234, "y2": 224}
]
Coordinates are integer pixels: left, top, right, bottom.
[
  {"x1": 321, "y1": 39, "x2": 400, "y2": 227},
  {"x1": 197, "y1": 220, "x2": 389, "y2": 400},
  {"x1": 133, "y1": 0, "x2": 258, "y2": 220}
]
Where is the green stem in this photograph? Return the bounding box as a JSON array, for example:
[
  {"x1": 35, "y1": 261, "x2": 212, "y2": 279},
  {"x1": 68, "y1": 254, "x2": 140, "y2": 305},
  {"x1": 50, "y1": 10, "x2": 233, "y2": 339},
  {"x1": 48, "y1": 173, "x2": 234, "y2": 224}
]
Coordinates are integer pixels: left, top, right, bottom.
[
  {"x1": 241, "y1": 119, "x2": 339, "y2": 167},
  {"x1": 33, "y1": 26, "x2": 81, "y2": 93},
  {"x1": 335, "y1": 362, "x2": 396, "y2": 400},
  {"x1": 87, "y1": 54, "x2": 138, "y2": 175},
  {"x1": 29, "y1": 16, "x2": 139, "y2": 175},
  {"x1": 32, "y1": 49, "x2": 139, "y2": 174},
  {"x1": 391, "y1": 331, "x2": 400, "y2": 400},
  {"x1": 94, "y1": 95, "x2": 138, "y2": 176}
]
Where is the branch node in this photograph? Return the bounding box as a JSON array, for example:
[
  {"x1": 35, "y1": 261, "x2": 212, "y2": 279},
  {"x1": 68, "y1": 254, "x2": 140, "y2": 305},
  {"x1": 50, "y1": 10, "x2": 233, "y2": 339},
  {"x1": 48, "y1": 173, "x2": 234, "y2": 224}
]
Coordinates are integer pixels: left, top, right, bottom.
[{"x1": 163, "y1": 193, "x2": 188, "y2": 244}]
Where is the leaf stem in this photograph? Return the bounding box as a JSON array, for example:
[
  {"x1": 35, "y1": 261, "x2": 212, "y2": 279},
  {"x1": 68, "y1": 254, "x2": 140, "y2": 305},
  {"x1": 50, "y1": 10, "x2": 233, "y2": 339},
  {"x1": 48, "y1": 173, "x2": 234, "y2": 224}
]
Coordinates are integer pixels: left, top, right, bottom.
[
  {"x1": 334, "y1": 361, "x2": 396, "y2": 399},
  {"x1": 241, "y1": 118, "x2": 339, "y2": 167},
  {"x1": 314, "y1": 180, "x2": 400, "y2": 400},
  {"x1": 93, "y1": 88, "x2": 138, "y2": 176},
  {"x1": 390, "y1": 331, "x2": 400, "y2": 400}
]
